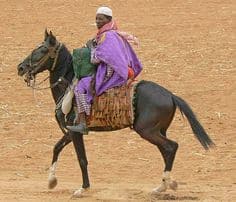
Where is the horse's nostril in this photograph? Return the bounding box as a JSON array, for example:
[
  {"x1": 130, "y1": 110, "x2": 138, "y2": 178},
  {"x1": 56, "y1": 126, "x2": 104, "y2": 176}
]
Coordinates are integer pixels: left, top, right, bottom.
[
  {"x1": 17, "y1": 65, "x2": 25, "y2": 76},
  {"x1": 17, "y1": 63, "x2": 22, "y2": 69},
  {"x1": 18, "y1": 62, "x2": 23, "y2": 69},
  {"x1": 18, "y1": 66, "x2": 23, "y2": 73}
]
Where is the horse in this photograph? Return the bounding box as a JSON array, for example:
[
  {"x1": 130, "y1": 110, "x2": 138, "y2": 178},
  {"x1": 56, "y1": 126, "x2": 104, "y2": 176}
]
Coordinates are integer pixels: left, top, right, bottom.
[{"x1": 17, "y1": 30, "x2": 215, "y2": 197}]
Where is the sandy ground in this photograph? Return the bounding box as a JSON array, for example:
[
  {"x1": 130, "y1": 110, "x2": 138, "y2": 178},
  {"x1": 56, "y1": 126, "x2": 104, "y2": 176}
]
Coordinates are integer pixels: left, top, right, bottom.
[{"x1": 0, "y1": 0, "x2": 235, "y2": 201}]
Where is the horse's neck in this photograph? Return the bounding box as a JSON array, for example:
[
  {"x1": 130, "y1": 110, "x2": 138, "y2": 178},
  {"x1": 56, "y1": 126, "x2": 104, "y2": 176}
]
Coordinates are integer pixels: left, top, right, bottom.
[{"x1": 50, "y1": 45, "x2": 74, "y2": 103}]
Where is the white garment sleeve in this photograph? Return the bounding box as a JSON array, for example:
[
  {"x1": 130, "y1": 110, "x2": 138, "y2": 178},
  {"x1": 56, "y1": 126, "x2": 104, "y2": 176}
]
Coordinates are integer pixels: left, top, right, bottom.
[{"x1": 90, "y1": 48, "x2": 101, "y2": 64}]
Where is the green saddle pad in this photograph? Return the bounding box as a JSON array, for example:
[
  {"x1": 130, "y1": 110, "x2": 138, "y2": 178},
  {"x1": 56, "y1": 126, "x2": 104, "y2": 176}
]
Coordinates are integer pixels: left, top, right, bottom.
[{"x1": 72, "y1": 47, "x2": 97, "y2": 79}]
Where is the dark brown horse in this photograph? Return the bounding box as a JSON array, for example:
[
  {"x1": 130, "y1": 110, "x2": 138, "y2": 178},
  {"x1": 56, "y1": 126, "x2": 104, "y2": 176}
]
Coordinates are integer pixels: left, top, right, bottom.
[{"x1": 17, "y1": 30, "x2": 214, "y2": 197}]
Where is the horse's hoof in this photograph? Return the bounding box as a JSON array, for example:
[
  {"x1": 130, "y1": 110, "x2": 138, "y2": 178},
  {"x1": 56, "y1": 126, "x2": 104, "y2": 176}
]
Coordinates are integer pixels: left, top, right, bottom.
[
  {"x1": 48, "y1": 175, "x2": 57, "y2": 189},
  {"x1": 73, "y1": 188, "x2": 85, "y2": 198},
  {"x1": 169, "y1": 180, "x2": 178, "y2": 191},
  {"x1": 72, "y1": 187, "x2": 87, "y2": 198},
  {"x1": 152, "y1": 184, "x2": 167, "y2": 194}
]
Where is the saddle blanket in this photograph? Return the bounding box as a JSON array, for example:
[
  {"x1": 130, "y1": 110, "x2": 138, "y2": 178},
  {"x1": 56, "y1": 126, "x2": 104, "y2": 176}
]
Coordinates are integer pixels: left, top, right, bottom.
[
  {"x1": 88, "y1": 82, "x2": 137, "y2": 129},
  {"x1": 61, "y1": 80, "x2": 138, "y2": 130}
]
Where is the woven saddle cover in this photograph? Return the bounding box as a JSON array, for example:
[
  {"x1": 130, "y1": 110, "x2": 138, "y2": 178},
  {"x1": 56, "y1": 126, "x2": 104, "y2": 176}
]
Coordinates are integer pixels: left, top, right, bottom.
[{"x1": 88, "y1": 82, "x2": 136, "y2": 129}]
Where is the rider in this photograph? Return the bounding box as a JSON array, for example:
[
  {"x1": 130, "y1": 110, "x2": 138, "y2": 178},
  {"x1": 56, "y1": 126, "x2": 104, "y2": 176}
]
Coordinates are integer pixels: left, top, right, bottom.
[{"x1": 67, "y1": 6, "x2": 142, "y2": 134}]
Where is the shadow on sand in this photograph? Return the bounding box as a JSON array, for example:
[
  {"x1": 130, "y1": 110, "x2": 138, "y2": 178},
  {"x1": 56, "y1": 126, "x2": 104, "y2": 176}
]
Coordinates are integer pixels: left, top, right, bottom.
[{"x1": 150, "y1": 193, "x2": 198, "y2": 201}]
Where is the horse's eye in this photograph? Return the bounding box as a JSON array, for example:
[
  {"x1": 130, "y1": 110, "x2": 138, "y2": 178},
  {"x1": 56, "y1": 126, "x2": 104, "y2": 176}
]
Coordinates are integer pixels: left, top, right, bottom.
[{"x1": 41, "y1": 48, "x2": 48, "y2": 54}]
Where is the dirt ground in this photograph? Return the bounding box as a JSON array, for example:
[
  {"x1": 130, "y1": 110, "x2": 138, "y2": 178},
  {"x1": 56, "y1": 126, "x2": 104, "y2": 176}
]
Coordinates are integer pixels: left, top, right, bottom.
[{"x1": 0, "y1": 0, "x2": 235, "y2": 201}]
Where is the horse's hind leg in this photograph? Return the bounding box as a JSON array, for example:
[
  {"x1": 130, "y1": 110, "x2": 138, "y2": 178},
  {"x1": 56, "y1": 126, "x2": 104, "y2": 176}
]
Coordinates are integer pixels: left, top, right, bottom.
[
  {"x1": 134, "y1": 124, "x2": 178, "y2": 193},
  {"x1": 48, "y1": 134, "x2": 72, "y2": 189},
  {"x1": 154, "y1": 134, "x2": 178, "y2": 193}
]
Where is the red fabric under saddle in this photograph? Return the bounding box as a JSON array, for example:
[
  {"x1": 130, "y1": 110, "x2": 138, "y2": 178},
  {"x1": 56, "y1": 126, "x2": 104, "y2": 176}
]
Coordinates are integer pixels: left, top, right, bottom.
[{"x1": 88, "y1": 82, "x2": 136, "y2": 129}]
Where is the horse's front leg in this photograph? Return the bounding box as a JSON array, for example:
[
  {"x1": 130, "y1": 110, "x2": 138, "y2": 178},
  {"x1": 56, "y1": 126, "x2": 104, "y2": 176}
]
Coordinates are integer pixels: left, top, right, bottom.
[
  {"x1": 71, "y1": 132, "x2": 90, "y2": 198},
  {"x1": 48, "y1": 134, "x2": 72, "y2": 189}
]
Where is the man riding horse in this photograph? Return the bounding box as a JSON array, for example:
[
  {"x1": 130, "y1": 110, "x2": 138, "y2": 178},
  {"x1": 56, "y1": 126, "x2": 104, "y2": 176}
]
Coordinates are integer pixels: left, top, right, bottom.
[
  {"x1": 67, "y1": 6, "x2": 143, "y2": 134},
  {"x1": 17, "y1": 6, "x2": 214, "y2": 196}
]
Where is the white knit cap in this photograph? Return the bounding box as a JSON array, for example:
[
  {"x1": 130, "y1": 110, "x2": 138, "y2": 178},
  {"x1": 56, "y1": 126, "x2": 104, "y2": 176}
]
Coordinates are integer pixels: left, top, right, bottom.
[{"x1": 96, "y1": 6, "x2": 112, "y2": 17}]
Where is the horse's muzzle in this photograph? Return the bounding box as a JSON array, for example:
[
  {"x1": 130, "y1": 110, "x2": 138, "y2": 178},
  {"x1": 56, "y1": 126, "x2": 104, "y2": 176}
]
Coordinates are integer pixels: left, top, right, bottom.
[{"x1": 17, "y1": 63, "x2": 25, "y2": 76}]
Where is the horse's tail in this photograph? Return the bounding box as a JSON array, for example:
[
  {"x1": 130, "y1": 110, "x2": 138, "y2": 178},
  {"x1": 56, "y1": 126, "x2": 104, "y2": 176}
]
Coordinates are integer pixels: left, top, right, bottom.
[{"x1": 172, "y1": 94, "x2": 215, "y2": 150}]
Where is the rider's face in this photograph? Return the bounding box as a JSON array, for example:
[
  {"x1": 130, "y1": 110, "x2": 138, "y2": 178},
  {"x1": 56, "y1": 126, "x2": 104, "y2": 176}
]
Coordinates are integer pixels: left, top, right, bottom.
[{"x1": 96, "y1": 14, "x2": 110, "y2": 29}]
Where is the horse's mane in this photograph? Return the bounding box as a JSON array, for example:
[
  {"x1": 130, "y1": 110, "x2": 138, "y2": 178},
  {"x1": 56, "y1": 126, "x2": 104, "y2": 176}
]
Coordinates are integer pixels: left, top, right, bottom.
[{"x1": 49, "y1": 44, "x2": 74, "y2": 103}]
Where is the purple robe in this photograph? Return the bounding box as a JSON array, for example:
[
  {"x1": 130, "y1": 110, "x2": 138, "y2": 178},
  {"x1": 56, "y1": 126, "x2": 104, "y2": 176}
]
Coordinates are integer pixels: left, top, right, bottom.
[{"x1": 74, "y1": 30, "x2": 142, "y2": 105}]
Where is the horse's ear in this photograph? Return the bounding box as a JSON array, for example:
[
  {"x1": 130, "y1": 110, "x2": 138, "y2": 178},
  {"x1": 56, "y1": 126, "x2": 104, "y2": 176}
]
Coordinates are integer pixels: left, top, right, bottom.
[
  {"x1": 44, "y1": 28, "x2": 49, "y2": 40},
  {"x1": 49, "y1": 31, "x2": 56, "y2": 45}
]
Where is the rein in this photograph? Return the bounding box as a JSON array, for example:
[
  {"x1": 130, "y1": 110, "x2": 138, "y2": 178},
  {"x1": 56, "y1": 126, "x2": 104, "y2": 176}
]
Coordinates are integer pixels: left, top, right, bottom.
[{"x1": 30, "y1": 76, "x2": 69, "y2": 90}]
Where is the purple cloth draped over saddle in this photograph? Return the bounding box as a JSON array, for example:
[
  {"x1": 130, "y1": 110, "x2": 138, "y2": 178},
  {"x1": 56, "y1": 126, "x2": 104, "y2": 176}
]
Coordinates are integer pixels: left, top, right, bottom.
[{"x1": 74, "y1": 30, "x2": 142, "y2": 104}]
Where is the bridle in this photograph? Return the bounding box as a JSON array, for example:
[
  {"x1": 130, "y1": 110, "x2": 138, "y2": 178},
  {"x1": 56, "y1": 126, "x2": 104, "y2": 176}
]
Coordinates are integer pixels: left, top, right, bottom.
[{"x1": 26, "y1": 42, "x2": 63, "y2": 90}]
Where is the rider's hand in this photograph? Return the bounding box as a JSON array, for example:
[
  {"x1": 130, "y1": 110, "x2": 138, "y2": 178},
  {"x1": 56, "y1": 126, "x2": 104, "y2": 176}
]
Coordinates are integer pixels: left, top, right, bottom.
[{"x1": 86, "y1": 38, "x2": 97, "y2": 49}]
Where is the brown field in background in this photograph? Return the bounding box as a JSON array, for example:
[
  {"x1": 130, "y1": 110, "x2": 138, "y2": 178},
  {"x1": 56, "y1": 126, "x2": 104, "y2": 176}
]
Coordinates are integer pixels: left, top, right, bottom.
[{"x1": 0, "y1": 0, "x2": 235, "y2": 201}]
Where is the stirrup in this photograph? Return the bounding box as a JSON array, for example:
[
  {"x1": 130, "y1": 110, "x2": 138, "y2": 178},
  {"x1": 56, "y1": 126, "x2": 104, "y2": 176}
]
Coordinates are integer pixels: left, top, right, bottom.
[{"x1": 67, "y1": 123, "x2": 88, "y2": 135}]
